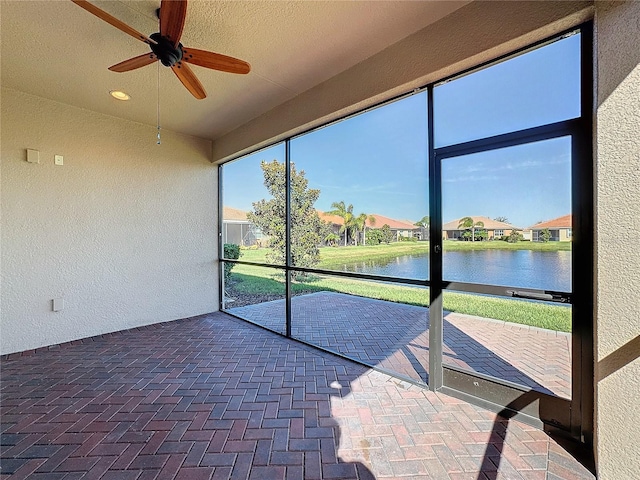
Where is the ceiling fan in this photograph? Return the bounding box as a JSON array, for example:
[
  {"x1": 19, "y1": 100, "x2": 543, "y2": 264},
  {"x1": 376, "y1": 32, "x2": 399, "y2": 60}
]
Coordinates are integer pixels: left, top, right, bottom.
[{"x1": 71, "y1": 0, "x2": 251, "y2": 99}]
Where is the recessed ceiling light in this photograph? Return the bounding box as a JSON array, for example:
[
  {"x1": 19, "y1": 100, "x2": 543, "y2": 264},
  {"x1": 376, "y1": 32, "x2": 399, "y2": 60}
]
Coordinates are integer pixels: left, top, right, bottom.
[{"x1": 109, "y1": 90, "x2": 130, "y2": 101}]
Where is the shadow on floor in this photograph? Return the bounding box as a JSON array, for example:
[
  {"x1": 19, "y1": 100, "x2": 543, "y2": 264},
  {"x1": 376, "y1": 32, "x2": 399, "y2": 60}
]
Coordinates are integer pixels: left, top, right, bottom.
[{"x1": 228, "y1": 290, "x2": 566, "y2": 397}]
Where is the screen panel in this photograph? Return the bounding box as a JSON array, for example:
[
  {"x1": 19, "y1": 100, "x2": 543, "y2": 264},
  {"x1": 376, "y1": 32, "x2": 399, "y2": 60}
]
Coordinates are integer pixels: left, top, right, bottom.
[
  {"x1": 289, "y1": 93, "x2": 429, "y2": 281},
  {"x1": 434, "y1": 33, "x2": 580, "y2": 147},
  {"x1": 222, "y1": 143, "x2": 286, "y2": 266}
]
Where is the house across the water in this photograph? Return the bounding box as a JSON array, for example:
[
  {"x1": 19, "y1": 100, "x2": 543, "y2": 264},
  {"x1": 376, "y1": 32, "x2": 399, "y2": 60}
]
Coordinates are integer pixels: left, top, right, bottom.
[
  {"x1": 528, "y1": 214, "x2": 573, "y2": 242},
  {"x1": 442, "y1": 216, "x2": 520, "y2": 241},
  {"x1": 317, "y1": 211, "x2": 419, "y2": 245}
]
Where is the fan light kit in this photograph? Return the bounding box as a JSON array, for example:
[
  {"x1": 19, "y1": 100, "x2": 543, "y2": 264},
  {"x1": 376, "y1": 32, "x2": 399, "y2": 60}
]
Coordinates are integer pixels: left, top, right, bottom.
[{"x1": 109, "y1": 90, "x2": 130, "y2": 101}]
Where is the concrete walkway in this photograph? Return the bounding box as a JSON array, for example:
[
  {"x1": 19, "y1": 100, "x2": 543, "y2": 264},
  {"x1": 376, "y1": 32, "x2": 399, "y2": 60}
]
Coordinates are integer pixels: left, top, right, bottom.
[{"x1": 228, "y1": 292, "x2": 571, "y2": 399}]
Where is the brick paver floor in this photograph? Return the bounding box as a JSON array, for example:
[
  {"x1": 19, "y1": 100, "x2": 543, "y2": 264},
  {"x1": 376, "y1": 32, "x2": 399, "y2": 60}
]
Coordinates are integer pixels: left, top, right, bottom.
[
  {"x1": 0, "y1": 311, "x2": 593, "y2": 479},
  {"x1": 227, "y1": 292, "x2": 571, "y2": 398}
]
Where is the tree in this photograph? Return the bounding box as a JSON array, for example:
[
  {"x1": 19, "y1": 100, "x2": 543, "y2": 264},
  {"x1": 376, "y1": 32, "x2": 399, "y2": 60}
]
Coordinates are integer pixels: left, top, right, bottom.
[
  {"x1": 354, "y1": 212, "x2": 376, "y2": 246},
  {"x1": 324, "y1": 232, "x2": 340, "y2": 246},
  {"x1": 474, "y1": 228, "x2": 488, "y2": 241},
  {"x1": 328, "y1": 201, "x2": 355, "y2": 246},
  {"x1": 540, "y1": 228, "x2": 551, "y2": 242},
  {"x1": 365, "y1": 228, "x2": 383, "y2": 245},
  {"x1": 247, "y1": 160, "x2": 324, "y2": 272},
  {"x1": 494, "y1": 216, "x2": 509, "y2": 223},
  {"x1": 414, "y1": 215, "x2": 430, "y2": 241},
  {"x1": 380, "y1": 224, "x2": 393, "y2": 244},
  {"x1": 473, "y1": 222, "x2": 485, "y2": 241},
  {"x1": 414, "y1": 216, "x2": 430, "y2": 228},
  {"x1": 318, "y1": 220, "x2": 334, "y2": 247},
  {"x1": 458, "y1": 216, "x2": 485, "y2": 242}
]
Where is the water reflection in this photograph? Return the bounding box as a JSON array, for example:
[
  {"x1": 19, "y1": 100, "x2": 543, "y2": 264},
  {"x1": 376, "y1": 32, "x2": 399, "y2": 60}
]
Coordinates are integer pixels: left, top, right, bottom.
[{"x1": 337, "y1": 250, "x2": 571, "y2": 291}]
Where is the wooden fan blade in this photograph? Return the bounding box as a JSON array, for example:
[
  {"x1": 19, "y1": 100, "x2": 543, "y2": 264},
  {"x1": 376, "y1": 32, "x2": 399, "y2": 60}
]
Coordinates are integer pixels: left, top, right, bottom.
[
  {"x1": 160, "y1": 0, "x2": 187, "y2": 48},
  {"x1": 71, "y1": 0, "x2": 156, "y2": 45},
  {"x1": 109, "y1": 54, "x2": 157, "y2": 73},
  {"x1": 182, "y1": 48, "x2": 251, "y2": 74},
  {"x1": 171, "y1": 63, "x2": 206, "y2": 99}
]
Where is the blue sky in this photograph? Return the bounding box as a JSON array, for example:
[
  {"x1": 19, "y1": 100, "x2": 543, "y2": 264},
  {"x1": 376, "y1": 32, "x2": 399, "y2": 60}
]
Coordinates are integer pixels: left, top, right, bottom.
[{"x1": 223, "y1": 33, "x2": 580, "y2": 229}]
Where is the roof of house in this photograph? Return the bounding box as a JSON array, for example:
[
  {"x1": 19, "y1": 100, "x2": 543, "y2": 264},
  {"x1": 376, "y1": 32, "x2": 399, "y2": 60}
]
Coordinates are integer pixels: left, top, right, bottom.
[
  {"x1": 227, "y1": 207, "x2": 419, "y2": 231},
  {"x1": 529, "y1": 214, "x2": 572, "y2": 230},
  {"x1": 317, "y1": 211, "x2": 417, "y2": 230},
  {"x1": 367, "y1": 214, "x2": 417, "y2": 230},
  {"x1": 317, "y1": 211, "x2": 346, "y2": 226},
  {"x1": 223, "y1": 206, "x2": 249, "y2": 222},
  {"x1": 442, "y1": 216, "x2": 520, "y2": 231}
]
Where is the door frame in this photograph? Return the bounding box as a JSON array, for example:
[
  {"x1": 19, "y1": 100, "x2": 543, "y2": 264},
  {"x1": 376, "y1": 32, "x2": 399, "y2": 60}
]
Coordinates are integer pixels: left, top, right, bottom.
[{"x1": 427, "y1": 23, "x2": 593, "y2": 441}]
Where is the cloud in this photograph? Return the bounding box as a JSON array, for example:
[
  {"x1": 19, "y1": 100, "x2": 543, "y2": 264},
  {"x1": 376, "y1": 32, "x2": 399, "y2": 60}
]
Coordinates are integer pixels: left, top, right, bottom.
[
  {"x1": 443, "y1": 154, "x2": 570, "y2": 184},
  {"x1": 315, "y1": 181, "x2": 417, "y2": 197},
  {"x1": 443, "y1": 175, "x2": 500, "y2": 183},
  {"x1": 454, "y1": 154, "x2": 570, "y2": 175}
]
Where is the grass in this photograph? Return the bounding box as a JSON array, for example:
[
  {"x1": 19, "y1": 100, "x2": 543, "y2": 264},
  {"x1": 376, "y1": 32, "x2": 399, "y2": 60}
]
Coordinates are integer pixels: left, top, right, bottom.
[
  {"x1": 442, "y1": 240, "x2": 571, "y2": 251},
  {"x1": 237, "y1": 240, "x2": 570, "y2": 267},
  {"x1": 227, "y1": 262, "x2": 571, "y2": 332}
]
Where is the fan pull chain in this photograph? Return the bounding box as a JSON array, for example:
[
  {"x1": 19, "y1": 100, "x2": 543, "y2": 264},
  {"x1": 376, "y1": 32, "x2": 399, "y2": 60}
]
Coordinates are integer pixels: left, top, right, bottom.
[{"x1": 156, "y1": 61, "x2": 161, "y2": 145}]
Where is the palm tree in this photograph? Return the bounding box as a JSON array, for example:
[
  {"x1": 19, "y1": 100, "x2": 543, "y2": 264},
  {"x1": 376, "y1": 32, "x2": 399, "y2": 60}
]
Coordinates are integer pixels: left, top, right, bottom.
[
  {"x1": 414, "y1": 215, "x2": 430, "y2": 228},
  {"x1": 414, "y1": 215, "x2": 429, "y2": 240},
  {"x1": 354, "y1": 213, "x2": 376, "y2": 246},
  {"x1": 324, "y1": 232, "x2": 340, "y2": 246},
  {"x1": 458, "y1": 216, "x2": 485, "y2": 242},
  {"x1": 328, "y1": 201, "x2": 354, "y2": 246}
]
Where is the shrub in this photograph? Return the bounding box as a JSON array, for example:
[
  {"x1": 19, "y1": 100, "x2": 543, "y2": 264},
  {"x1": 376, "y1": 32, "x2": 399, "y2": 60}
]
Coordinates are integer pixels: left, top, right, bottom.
[
  {"x1": 325, "y1": 232, "x2": 341, "y2": 246},
  {"x1": 540, "y1": 228, "x2": 551, "y2": 243},
  {"x1": 365, "y1": 229, "x2": 383, "y2": 245},
  {"x1": 380, "y1": 224, "x2": 393, "y2": 244},
  {"x1": 223, "y1": 243, "x2": 242, "y2": 281},
  {"x1": 506, "y1": 230, "x2": 524, "y2": 243},
  {"x1": 475, "y1": 229, "x2": 488, "y2": 241}
]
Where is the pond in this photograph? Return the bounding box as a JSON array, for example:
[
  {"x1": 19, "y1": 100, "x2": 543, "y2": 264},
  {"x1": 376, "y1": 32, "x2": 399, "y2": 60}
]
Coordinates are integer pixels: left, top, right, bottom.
[{"x1": 337, "y1": 249, "x2": 571, "y2": 292}]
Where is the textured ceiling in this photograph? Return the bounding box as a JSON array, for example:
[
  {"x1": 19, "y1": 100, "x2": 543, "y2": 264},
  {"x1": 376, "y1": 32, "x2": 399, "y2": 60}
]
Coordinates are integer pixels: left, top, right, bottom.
[{"x1": 1, "y1": 0, "x2": 468, "y2": 140}]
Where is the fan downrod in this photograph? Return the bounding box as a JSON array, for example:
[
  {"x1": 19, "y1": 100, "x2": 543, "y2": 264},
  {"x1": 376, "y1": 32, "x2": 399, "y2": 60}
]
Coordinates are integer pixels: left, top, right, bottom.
[{"x1": 149, "y1": 32, "x2": 183, "y2": 67}]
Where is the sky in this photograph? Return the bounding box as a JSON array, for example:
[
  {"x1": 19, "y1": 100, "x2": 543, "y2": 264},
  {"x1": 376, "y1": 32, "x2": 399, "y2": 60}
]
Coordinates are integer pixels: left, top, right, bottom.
[{"x1": 223, "y1": 33, "x2": 580, "y2": 229}]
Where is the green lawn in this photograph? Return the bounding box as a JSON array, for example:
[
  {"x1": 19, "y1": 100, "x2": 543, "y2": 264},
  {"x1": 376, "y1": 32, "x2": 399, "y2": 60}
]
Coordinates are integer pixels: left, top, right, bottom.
[
  {"x1": 237, "y1": 240, "x2": 570, "y2": 267},
  {"x1": 442, "y1": 240, "x2": 571, "y2": 251},
  {"x1": 227, "y1": 262, "x2": 571, "y2": 332}
]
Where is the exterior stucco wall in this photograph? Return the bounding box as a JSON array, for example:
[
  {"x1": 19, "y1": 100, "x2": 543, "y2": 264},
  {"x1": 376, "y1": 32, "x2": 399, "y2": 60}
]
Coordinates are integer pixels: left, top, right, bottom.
[
  {"x1": 0, "y1": 89, "x2": 218, "y2": 355},
  {"x1": 559, "y1": 229, "x2": 571, "y2": 242},
  {"x1": 594, "y1": 1, "x2": 640, "y2": 478}
]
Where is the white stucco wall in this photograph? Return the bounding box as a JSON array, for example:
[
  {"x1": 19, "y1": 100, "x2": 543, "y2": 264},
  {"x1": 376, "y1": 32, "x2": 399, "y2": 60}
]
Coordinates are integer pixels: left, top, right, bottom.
[
  {"x1": 0, "y1": 88, "x2": 218, "y2": 355},
  {"x1": 594, "y1": 2, "x2": 640, "y2": 478}
]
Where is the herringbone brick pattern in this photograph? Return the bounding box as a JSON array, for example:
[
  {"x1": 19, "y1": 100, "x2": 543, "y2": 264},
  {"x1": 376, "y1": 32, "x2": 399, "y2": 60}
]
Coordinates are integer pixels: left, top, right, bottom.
[
  {"x1": 1, "y1": 312, "x2": 593, "y2": 479},
  {"x1": 228, "y1": 292, "x2": 571, "y2": 398}
]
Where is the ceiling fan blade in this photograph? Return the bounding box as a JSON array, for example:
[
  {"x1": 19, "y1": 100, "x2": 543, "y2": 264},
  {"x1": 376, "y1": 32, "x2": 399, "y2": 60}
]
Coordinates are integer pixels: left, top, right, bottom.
[
  {"x1": 172, "y1": 63, "x2": 206, "y2": 99},
  {"x1": 182, "y1": 48, "x2": 251, "y2": 75},
  {"x1": 160, "y1": 0, "x2": 187, "y2": 48},
  {"x1": 71, "y1": 0, "x2": 156, "y2": 45},
  {"x1": 109, "y1": 53, "x2": 157, "y2": 73}
]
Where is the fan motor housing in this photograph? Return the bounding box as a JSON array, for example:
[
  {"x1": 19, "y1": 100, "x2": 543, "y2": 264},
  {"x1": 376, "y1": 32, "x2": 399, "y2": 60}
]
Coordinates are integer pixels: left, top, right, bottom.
[{"x1": 149, "y1": 33, "x2": 183, "y2": 67}]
